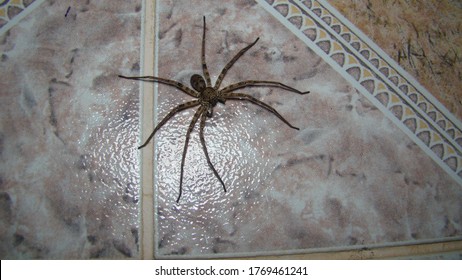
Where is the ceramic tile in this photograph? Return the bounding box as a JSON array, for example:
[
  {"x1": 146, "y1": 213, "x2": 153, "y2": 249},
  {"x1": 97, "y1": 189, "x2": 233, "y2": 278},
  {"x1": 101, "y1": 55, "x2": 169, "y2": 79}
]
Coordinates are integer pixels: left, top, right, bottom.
[
  {"x1": 397, "y1": 251, "x2": 462, "y2": 260},
  {"x1": 0, "y1": 0, "x2": 142, "y2": 259},
  {"x1": 0, "y1": 0, "x2": 39, "y2": 30},
  {"x1": 151, "y1": 0, "x2": 462, "y2": 258},
  {"x1": 330, "y1": 0, "x2": 462, "y2": 121},
  {"x1": 1, "y1": 0, "x2": 461, "y2": 260}
]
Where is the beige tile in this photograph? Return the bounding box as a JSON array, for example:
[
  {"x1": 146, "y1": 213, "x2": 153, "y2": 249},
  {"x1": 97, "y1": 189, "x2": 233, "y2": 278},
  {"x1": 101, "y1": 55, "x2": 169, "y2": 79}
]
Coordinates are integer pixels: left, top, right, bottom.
[{"x1": 0, "y1": 0, "x2": 142, "y2": 259}]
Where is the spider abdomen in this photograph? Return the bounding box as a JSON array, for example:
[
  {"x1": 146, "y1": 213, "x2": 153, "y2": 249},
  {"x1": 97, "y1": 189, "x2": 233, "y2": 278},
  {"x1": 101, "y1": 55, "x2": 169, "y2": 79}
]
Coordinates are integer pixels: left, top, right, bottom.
[{"x1": 120, "y1": 16, "x2": 308, "y2": 202}]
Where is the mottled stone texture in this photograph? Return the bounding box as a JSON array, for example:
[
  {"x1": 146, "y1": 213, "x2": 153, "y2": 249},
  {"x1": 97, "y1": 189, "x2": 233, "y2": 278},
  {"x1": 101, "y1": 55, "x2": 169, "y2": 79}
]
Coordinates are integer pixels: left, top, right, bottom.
[
  {"x1": 152, "y1": 0, "x2": 461, "y2": 257},
  {"x1": 330, "y1": 0, "x2": 462, "y2": 121},
  {"x1": 0, "y1": 0, "x2": 141, "y2": 259},
  {"x1": 1, "y1": 0, "x2": 460, "y2": 259}
]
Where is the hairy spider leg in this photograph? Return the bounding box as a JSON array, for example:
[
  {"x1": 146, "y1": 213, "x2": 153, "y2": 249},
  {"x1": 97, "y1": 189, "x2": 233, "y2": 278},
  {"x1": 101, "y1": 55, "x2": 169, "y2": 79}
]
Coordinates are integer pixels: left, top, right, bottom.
[
  {"x1": 223, "y1": 92, "x2": 300, "y2": 130},
  {"x1": 177, "y1": 106, "x2": 206, "y2": 203},
  {"x1": 199, "y1": 110, "x2": 227, "y2": 192},
  {"x1": 213, "y1": 37, "x2": 260, "y2": 90},
  {"x1": 118, "y1": 75, "x2": 199, "y2": 98},
  {"x1": 201, "y1": 16, "x2": 212, "y2": 87},
  {"x1": 221, "y1": 80, "x2": 310, "y2": 95},
  {"x1": 138, "y1": 100, "x2": 200, "y2": 149}
]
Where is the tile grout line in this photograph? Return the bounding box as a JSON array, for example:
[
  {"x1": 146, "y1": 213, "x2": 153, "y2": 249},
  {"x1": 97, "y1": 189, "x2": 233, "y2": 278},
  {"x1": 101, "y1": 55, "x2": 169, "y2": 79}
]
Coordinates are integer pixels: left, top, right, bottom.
[
  {"x1": 140, "y1": 0, "x2": 156, "y2": 260},
  {"x1": 317, "y1": 0, "x2": 462, "y2": 129},
  {"x1": 152, "y1": 0, "x2": 162, "y2": 260},
  {"x1": 257, "y1": 0, "x2": 462, "y2": 185},
  {"x1": 293, "y1": 0, "x2": 462, "y2": 153},
  {"x1": 0, "y1": 0, "x2": 47, "y2": 36}
]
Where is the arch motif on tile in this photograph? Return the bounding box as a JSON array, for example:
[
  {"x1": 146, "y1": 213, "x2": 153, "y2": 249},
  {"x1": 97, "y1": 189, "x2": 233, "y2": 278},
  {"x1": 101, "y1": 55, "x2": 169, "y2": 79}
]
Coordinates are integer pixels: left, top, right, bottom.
[
  {"x1": 0, "y1": 0, "x2": 41, "y2": 33},
  {"x1": 262, "y1": 0, "x2": 462, "y2": 181}
]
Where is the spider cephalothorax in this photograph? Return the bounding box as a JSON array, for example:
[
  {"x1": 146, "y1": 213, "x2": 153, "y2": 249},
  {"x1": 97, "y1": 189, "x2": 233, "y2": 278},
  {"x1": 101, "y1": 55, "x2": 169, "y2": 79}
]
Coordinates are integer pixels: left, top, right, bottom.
[
  {"x1": 119, "y1": 17, "x2": 308, "y2": 202},
  {"x1": 191, "y1": 74, "x2": 225, "y2": 117}
]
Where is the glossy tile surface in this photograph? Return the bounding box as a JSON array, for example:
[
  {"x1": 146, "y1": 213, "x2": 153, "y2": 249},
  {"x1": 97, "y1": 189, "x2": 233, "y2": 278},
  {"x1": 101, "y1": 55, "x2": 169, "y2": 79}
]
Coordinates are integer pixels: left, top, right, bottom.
[
  {"x1": 1, "y1": 0, "x2": 460, "y2": 260},
  {"x1": 0, "y1": 0, "x2": 142, "y2": 258},
  {"x1": 153, "y1": 0, "x2": 462, "y2": 258}
]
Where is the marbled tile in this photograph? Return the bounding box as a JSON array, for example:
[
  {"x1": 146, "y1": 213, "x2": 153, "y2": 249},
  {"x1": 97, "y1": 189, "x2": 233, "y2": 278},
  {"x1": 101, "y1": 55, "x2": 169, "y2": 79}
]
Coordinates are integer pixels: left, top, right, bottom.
[
  {"x1": 0, "y1": 0, "x2": 39, "y2": 29},
  {"x1": 330, "y1": 0, "x2": 462, "y2": 121},
  {"x1": 0, "y1": 0, "x2": 142, "y2": 259},
  {"x1": 152, "y1": 0, "x2": 462, "y2": 258}
]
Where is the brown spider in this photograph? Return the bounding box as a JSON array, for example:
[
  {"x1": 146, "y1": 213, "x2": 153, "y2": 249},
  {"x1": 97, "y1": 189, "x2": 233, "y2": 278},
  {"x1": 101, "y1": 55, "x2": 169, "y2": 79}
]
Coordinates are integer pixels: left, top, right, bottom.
[{"x1": 119, "y1": 17, "x2": 309, "y2": 203}]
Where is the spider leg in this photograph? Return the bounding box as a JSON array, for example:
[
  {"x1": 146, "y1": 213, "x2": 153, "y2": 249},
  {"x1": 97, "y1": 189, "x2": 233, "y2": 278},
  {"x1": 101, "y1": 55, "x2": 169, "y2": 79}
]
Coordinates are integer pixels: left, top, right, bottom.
[
  {"x1": 139, "y1": 100, "x2": 200, "y2": 149},
  {"x1": 177, "y1": 106, "x2": 206, "y2": 203},
  {"x1": 221, "y1": 80, "x2": 309, "y2": 95},
  {"x1": 214, "y1": 37, "x2": 260, "y2": 90},
  {"x1": 118, "y1": 75, "x2": 199, "y2": 98},
  {"x1": 223, "y1": 92, "x2": 300, "y2": 130},
  {"x1": 201, "y1": 17, "x2": 212, "y2": 87},
  {"x1": 199, "y1": 110, "x2": 227, "y2": 193}
]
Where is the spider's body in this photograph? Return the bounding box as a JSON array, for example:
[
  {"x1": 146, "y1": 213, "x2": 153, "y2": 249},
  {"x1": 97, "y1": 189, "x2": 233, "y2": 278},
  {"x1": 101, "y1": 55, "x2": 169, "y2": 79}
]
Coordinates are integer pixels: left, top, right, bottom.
[
  {"x1": 119, "y1": 17, "x2": 308, "y2": 202},
  {"x1": 193, "y1": 74, "x2": 225, "y2": 117}
]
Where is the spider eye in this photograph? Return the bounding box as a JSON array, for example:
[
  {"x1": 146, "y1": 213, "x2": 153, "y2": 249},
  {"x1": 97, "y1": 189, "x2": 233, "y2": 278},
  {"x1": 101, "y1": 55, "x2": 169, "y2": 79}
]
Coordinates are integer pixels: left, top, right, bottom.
[{"x1": 190, "y1": 74, "x2": 206, "y2": 92}]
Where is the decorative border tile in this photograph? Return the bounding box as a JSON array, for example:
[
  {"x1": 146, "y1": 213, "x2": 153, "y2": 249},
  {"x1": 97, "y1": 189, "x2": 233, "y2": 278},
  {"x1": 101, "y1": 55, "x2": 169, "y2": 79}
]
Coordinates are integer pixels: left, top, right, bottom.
[
  {"x1": 0, "y1": 0, "x2": 44, "y2": 35},
  {"x1": 259, "y1": 0, "x2": 462, "y2": 184}
]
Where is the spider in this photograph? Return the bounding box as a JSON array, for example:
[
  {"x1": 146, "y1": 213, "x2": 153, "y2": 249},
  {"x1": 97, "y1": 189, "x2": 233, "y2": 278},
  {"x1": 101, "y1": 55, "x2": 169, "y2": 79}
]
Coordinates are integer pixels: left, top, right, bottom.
[{"x1": 119, "y1": 17, "x2": 309, "y2": 203}]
